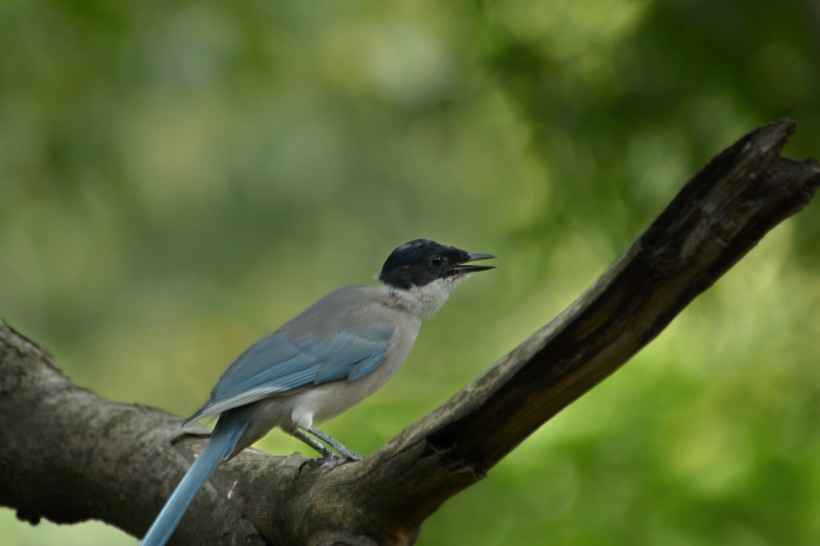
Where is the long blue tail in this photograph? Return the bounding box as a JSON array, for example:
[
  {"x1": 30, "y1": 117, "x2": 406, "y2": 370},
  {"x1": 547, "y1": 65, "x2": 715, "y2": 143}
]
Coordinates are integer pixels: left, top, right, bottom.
[{"x1": 141, "y1": 410, "x2": 250, "y2": 546}]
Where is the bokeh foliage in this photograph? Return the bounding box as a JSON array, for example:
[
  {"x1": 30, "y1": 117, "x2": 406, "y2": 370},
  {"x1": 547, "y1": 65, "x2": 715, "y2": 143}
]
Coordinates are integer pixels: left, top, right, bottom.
[{"x1": 1, "y1": 1, "x2": 819, "y2": 544}]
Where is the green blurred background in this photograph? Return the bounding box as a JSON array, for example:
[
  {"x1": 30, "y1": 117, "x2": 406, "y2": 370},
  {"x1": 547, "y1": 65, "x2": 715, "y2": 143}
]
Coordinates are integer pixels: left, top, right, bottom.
[{"x1": 2, "y1": 0, "x2": 819, "y2": 544}]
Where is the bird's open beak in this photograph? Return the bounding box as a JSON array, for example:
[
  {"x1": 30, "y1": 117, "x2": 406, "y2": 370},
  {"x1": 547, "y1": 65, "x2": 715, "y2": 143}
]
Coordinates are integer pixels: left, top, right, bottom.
[{"x1": 449, "y1": 252, "x2": 496, "y2": 274}]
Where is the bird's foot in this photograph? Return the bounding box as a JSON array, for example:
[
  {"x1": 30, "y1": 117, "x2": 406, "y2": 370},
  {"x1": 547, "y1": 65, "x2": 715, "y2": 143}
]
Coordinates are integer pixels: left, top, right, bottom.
[{"x1": 298, "y1": 452, "x2": 361, "y2": 473}]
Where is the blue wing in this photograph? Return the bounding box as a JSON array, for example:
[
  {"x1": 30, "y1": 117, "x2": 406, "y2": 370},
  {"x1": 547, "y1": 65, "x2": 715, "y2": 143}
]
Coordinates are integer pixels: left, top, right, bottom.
[{"x1": 187, "y1": 287, "x2": 395, "y2": 422}]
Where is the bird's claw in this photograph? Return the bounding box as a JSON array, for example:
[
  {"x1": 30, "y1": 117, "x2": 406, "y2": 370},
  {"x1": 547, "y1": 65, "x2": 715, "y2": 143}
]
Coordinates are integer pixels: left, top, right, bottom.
[{"x1": 298, "y1": 452, "x2": 361, "y2": 473}]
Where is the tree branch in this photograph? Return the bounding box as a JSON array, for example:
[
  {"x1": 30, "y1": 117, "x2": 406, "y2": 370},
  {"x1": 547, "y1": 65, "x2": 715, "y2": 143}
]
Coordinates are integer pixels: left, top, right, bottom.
[{"x1": 1, "y1": 120, "x2": 818, "y2": 545}]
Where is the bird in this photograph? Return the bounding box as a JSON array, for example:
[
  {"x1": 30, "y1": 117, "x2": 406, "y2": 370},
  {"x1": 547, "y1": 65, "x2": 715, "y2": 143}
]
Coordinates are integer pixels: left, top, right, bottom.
[{"x1": 140, "y1": 238, "x2": 495, "y2": 546}]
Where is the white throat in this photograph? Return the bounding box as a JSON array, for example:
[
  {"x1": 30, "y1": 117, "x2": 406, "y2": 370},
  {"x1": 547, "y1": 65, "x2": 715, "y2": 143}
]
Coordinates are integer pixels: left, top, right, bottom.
[{"x1": 383, "y1": 276, "x2": 470, "y2": 319}]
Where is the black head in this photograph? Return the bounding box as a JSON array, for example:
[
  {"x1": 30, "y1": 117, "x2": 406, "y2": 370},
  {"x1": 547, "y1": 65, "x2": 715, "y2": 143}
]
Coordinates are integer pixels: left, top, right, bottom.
[{"x1": 378, "y1": 239, "x2": 495, "y2": 290}]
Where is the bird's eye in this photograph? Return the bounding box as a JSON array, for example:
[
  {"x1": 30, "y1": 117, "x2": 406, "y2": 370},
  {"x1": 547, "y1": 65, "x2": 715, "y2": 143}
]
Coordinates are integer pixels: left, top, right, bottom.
[{"x1": 430, "y1": 255, "x2": 443, "y2": 266}]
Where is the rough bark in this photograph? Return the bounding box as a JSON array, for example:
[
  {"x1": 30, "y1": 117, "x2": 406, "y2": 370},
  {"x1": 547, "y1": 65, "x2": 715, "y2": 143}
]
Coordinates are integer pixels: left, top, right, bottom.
[{"x1": 1, "y1": 120, "x2": 818, "y2": 545}]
